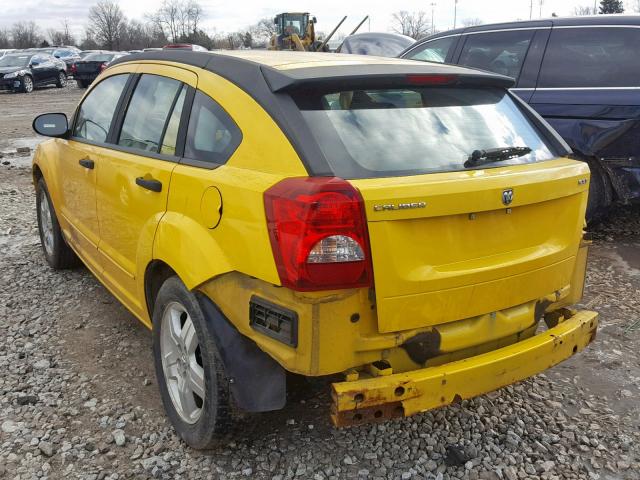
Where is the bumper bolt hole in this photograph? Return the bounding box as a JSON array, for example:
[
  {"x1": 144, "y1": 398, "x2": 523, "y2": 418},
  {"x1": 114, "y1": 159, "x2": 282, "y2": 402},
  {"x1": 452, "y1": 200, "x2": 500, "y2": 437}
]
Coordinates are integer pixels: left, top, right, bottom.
[
  {"x1": 374, "y1": 410, "x2": 383, "y2": 418},
  {"x1": 394, "y1": 386, "x2": 405, "y2": 397},
  {"x1": 354, "y1": 393, "x2": 364, "y2": 403},
  {"x1": 572, "y1": 345, "x2": 577, "y2": 354}
]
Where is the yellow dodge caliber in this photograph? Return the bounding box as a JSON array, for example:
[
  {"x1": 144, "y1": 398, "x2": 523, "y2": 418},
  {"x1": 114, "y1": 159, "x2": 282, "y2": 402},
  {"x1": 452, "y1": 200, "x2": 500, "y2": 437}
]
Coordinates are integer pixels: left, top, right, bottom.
[{"x1": 31, "y1": 50, "x2": 598, "y2": 448}]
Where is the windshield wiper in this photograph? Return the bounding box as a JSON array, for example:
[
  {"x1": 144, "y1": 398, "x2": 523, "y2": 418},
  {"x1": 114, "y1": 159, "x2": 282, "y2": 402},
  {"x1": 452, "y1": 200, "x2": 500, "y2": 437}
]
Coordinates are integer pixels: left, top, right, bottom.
[{"x1": 464, "y1": 146, "x2": 532, "y2": 168}]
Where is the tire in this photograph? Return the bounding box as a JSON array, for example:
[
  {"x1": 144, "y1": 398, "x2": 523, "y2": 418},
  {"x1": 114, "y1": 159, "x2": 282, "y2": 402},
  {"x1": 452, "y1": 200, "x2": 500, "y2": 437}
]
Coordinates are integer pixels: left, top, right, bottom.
[
  {"x1": 76, "y1": 79, "x2": 89, "y2": 88},
  {"x1": 36, "y1": 178, "x2": 78, "y2": 269},
  {"x1": 55, "y1": 71, "x2": 67, "y2": 88},
  {"x1": 152, "y1": 276, "x2": 234, "y2": 449},
  {"x1": 20, "y1": 75, "x2": 33, "y2": 93},
  {"x1": 583, "y1": 156, "x2": 612, "y2": 223}
]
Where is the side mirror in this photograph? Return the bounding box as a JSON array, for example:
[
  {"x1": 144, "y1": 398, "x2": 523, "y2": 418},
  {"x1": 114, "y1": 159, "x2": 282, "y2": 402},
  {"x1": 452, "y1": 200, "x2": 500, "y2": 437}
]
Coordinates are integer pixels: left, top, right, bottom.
[{"x1": 33, "y1": 113, "x2": 69, "y2": 138}]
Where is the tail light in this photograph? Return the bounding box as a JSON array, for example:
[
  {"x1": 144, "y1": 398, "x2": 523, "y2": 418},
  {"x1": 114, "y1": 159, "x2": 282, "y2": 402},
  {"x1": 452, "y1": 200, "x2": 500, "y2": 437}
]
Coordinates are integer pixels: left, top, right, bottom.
[
  {"x1": 99, "y1": 62, "x2": 107, "y2": 72},
  {"x1": 264, "y1": 177, "x2": 372, "y2": 291},
  {"x1": 70, "y1": 64, "x2": 77, "y2": 74}
]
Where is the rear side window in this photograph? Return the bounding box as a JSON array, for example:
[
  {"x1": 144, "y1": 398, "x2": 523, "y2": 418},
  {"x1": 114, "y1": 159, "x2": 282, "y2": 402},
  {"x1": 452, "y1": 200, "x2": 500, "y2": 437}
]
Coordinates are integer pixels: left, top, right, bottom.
[
  {"x1": 118, "y1": 74, "x2": 183, "y2": 153},
  {"x1": 405, "y1": 36, "x2": 457, "y2": 63},
  {"x1": 73, "y1": 74, "x2": 129, "y2": 143},
  {"x1": 459, "y1": 30, "x2": 534, "y2": 79},
  {"x1": 294, "y1": 86, "x2": 555, "y2": 178},
  {"x1": 183, "y1": 91, "x2": 241, "y2": 166},
  {"x1": 538, "y1": 27, "x2": 640, "y2": 88}
]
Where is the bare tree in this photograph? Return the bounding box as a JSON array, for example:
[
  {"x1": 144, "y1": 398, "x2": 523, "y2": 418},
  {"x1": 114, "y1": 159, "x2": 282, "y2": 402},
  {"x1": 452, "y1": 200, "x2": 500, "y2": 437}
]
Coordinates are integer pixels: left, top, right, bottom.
[
  {"x1": 11, "y1": 21, "x2": 41, "y2": 49},
  {"x1": 88, "y1": 0, "x2": 126, "y2": 50},
  {"x1": 47, "y1": 20, "x2": 76, "y2": 46},
  {"x1": 391, "y1": 11, "x2": 431, "y2": 40},
  {"x1": 0, "y1": 29, "x2": 10, "y2": 48},
  {"x1": 573, "y1": 5, "x2": 598, "y2": 15},
  {"x1": 249, "y1": 17, "x2": 277, "y2": 45},
  {"x1": 462, "y1": 18, "x2": 483, "y2": 27},
  {"x1": 148, "y1": 0, "x2": 204, "y2": 43},
  {"x1": 634, "y1": 0, "x2": 640, "y2": 12}
]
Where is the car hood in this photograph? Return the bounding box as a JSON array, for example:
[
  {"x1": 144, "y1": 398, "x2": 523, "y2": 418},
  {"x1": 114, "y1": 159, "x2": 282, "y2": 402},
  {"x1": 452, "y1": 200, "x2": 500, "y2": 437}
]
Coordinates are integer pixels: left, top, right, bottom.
[{"x1": 0, "y1": 66, "x2": 27, "y2": 74}]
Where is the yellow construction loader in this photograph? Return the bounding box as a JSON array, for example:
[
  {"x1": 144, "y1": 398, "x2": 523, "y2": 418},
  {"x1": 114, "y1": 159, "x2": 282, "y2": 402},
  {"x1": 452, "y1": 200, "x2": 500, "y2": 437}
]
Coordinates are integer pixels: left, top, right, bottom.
[{"x1": 270, "y1": 13, "x2": 360, "y2": 52}]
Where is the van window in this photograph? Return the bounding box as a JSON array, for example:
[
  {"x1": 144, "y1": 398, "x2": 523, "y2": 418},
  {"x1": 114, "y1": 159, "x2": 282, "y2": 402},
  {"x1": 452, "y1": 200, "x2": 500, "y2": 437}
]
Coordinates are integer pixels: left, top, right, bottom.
[
  {"x1": 118, "y1": 74, "x2": 183, "y2": 153},
  {"x1": 405, "y1": 36, "x2": 457, "y2": 63},
  {"x1": 538, "y1": 27, "x2": 640, "y2": 88},
  {"x1": 183, "y1": 91, "x2": 242, "y2": 166},
  {"x1": 459, "y1": 30, "x2": 534, "y2": 79},
  {"x1": 73, "y1": 74, "x2": 130, "y2": 143}
]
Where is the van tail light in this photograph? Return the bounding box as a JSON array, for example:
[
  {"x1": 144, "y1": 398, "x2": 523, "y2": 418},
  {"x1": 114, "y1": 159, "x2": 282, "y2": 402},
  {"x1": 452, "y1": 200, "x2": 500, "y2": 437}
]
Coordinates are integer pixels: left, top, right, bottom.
[
  {"x1": 99, "y1": 62, "x2": 107, "y2": 72},
  {"x1": 264, "y1": 177, "x2": 372, "y2": 291}
]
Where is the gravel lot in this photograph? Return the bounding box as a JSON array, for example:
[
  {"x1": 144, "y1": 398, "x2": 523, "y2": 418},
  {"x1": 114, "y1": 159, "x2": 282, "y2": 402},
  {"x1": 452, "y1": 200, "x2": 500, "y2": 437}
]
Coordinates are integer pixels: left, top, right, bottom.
[{"x1": 0, "y1": 84, "x2": 639, "y2": 480}]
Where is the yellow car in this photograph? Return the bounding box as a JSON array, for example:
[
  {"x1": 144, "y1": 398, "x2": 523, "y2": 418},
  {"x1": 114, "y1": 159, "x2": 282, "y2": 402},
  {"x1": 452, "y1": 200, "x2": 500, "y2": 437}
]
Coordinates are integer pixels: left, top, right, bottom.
[{"x1": 31, "y1": 51, "x2": 598, "y2": 449}]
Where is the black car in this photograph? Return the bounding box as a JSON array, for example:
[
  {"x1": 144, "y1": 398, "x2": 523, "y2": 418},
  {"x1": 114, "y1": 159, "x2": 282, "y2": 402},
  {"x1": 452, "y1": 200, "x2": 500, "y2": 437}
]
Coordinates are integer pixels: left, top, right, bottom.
[
  {"x1": 0, "y1": 53, "x2": 67, "y2": 93},
  {"x1": 28, "y1": 47, "x2": 81, "y2": 69},
  {"x1": 72, "y1": 51, "x2": 126, "y2": 88},
  {"x1": 400, "y1": 15, "x2": 640, "y2": 218}
]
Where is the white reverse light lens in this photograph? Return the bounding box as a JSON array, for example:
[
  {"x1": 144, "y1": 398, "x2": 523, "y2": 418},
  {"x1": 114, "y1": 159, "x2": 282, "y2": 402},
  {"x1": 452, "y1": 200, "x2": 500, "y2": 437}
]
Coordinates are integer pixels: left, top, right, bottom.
[{"x1": 307, "y1": 235, "x2": 365, "y2": 263}]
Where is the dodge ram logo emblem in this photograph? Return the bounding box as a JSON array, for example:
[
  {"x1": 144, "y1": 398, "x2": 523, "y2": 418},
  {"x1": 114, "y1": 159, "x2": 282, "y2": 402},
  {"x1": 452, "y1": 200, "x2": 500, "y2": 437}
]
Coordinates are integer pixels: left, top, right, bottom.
[{"x1": 502, "y1": 189, "x2": 514, "y2": 206}]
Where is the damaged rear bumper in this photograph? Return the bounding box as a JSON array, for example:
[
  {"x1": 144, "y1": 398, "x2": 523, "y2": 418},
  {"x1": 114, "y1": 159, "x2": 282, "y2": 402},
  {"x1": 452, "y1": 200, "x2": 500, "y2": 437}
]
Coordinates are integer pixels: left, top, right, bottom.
[{"x1": 331, "y1": 309, "x2": 598, "y2": 427}]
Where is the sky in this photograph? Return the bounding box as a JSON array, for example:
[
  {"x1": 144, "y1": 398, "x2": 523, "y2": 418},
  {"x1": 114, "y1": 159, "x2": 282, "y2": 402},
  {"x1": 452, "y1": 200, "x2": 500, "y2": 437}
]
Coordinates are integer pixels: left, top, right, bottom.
[{"x1": 1, "y1": 0, "x2": 638, "y2": 41}]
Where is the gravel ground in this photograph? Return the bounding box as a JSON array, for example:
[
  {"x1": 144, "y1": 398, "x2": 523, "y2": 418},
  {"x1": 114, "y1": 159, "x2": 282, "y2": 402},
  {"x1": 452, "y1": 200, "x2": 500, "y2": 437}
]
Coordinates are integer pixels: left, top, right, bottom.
[{"x1": 0, "y1": 88, "x2": 639, "y2": 479}]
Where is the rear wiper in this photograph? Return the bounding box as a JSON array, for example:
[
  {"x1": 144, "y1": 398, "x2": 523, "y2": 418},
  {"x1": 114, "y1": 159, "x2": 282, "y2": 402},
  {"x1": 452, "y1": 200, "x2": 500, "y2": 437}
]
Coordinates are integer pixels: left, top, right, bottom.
[{"x1": 464, "y1": 146, "x2": 532, "y2": 168}]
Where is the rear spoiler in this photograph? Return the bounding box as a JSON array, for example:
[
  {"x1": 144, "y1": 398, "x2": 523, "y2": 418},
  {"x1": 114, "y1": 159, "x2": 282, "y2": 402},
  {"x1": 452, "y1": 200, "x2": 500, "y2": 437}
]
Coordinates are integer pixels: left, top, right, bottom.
[{"x1": 261, "y1": 63, "x2": 515, "y2": 93}]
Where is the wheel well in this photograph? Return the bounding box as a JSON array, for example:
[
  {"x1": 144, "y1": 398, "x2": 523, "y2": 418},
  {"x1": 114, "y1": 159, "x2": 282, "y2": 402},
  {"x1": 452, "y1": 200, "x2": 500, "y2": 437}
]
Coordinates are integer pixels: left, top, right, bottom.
[
  {"x1": 32, "y1": 164, "x2": 43, "y2": 186},
  {"x1": 145, "y1": 260, "x2": 178, "y2": 320}
]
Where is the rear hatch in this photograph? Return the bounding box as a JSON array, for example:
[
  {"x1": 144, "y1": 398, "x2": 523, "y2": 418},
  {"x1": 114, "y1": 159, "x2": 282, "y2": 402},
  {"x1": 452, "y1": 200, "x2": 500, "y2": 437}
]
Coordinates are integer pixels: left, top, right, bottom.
[
  {"x1": 75, "y1": 61, "x2": 103, "y2": 74},
  {"x1": 352, "y1": 159, "x2": 588, "y2": 332},
  {"x1": 291, "y1": 77, "x2": 589, "y2": 333}
]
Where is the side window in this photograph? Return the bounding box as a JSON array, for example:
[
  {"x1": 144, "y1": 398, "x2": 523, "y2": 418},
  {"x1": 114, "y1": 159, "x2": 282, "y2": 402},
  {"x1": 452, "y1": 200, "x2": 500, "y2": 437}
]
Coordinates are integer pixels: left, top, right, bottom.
[
  {"x1": 406, "y1": 36, "x2": 457, "y2": 63},
  {"x1": 184, "y1": 90, "x2": 241, "y2": 165},
  {"x1": 538, "y1": 27, "x2": 640, "y2": 88},
  {"x1": 118, "y1": 74, "x2": 183, "y2": 153},
  {"x1": 73, "y1": 74, "x2": 129, "y2": 143},
  {"x1": 459, "y1": 30, "x2": 534, "y2": 79},
  {"x1": 160, "y1": 86, "x2": 187, "y2": 156}
]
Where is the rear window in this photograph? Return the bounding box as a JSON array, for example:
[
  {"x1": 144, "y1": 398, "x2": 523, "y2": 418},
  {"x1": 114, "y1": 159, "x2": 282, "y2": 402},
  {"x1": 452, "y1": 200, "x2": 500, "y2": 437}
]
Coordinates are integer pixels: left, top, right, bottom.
[{"x1": 294, "y1": 86, "x2": 555, "y2": 178}]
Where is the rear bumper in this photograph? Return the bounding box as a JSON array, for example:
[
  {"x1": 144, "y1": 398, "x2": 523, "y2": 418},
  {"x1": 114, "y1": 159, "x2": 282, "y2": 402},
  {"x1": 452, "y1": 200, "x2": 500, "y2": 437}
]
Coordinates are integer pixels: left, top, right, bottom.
[{"x1": 331, "y1": 309, "x2": 598, "y2": 426}]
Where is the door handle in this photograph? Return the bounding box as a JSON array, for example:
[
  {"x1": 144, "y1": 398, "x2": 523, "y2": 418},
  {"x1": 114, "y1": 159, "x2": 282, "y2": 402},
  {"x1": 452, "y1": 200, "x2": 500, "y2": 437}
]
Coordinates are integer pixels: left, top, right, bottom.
[
  {"x1": 135, "y1": 177, "x2": 162, "y2": 193},
  {"x1": 79, "y1": 158, "x2": 94, "y2": 169}
]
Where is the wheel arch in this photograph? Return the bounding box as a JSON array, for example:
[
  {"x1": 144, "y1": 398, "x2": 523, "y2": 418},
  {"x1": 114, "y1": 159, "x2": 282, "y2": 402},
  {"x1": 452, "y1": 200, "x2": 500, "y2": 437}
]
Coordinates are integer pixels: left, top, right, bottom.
[{"x1": 144, "y1": 260, "x2": 179, "y2": 321}]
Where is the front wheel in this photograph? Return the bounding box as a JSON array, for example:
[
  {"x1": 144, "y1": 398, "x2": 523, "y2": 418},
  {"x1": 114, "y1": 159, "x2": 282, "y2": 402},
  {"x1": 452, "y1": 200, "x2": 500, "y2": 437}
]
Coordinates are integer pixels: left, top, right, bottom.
[
  {"x1": 56, "y1": 71, "x2": 67, "y2": 88},
  {"x1": 20, "y1": 75, "x2": 33, "y2": 93},
  {"x1": 152, "y1": 277, "x2": 234, "y2": 449},
  {"x1": 36, "y1": 178, "x2": 78, "y2": 269}
]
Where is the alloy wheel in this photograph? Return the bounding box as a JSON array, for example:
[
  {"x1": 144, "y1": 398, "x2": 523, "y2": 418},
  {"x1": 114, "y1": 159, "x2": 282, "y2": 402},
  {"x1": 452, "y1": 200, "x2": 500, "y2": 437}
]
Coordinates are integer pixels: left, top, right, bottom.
[
  {"x1": 23, "y1": 76, "x2": 33, "y2": 92},
  {"x1": 59, "y1": 72, "x2": 67, "y2": 87},
  {"x1": 160, "y1": 302, "x2": 206, "y2": 424},
  {"x1": 39, "y1": 190, "x2": 54, "y2": 256}
]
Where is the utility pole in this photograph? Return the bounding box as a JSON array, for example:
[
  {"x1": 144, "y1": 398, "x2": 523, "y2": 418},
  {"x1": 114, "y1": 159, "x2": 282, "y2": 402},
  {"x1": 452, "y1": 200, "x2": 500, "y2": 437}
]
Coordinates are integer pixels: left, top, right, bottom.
[
  {"x1": 593, "y1": 0, "x2": 597, "y2": 14},
  {"x1": 539, "y1": 0, "x2": 544, "y2": 17},
  {"x1": 453, "y1": 0, "x2": 458, "y2": 29},
  {"x1": 529, "y1": 0, "x2": 533, "y2": 19},
  {"x1": 431, "y1": 2, "x2": 436, "y2": 34}
]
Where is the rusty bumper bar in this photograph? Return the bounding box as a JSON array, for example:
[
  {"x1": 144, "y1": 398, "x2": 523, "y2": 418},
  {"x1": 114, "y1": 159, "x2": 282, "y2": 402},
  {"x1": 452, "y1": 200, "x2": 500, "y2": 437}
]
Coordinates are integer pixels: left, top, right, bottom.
[{"x1": 331, "y1": 309, "x2": 598, "y2": 427}]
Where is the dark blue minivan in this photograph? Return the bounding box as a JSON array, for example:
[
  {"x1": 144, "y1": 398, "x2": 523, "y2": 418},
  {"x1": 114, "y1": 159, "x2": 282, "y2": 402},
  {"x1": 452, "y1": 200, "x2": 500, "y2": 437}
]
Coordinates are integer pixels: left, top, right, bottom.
[{"x1": 401, "y1": 15, "x2": 640, "y2": 218}]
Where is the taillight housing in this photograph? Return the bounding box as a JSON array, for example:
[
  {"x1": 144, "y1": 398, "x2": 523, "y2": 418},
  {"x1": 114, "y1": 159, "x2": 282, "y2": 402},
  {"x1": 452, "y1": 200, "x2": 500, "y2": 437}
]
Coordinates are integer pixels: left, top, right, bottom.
[
  {"x1": 264, "y1": 177, "x2": 372, "y2": 291},
  {"x1": 70, "y1": 63, "x2": 77, "y2": 74},
  {"x1": 99, "y1": 62, "x2": 107, "y2": 72}
]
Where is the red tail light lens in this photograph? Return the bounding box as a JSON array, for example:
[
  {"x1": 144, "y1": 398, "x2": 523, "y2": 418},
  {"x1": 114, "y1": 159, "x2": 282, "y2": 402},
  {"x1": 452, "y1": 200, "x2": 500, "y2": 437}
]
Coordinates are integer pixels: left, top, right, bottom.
[
  {"x1": 264, "y1": 177, "x2": 372, "y2": 291},
  {"x1": 406, "y1": 74, "x2": 457, "y2": 85},
  {"x1": 99, "y1": 62, "x2": 107, "y2": 72},
  {"x1": 70, "y1": 64, "x2": 77, "y2": 74}
]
